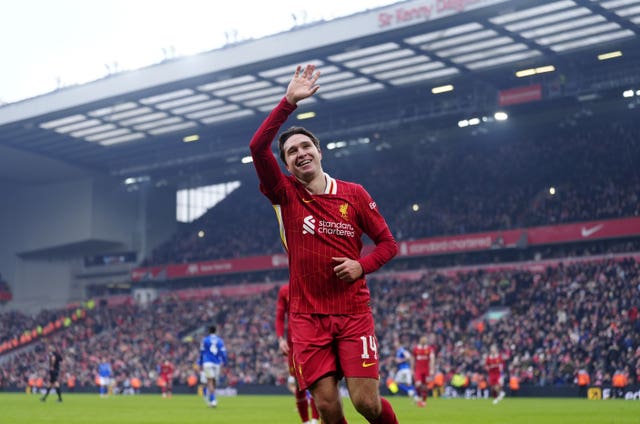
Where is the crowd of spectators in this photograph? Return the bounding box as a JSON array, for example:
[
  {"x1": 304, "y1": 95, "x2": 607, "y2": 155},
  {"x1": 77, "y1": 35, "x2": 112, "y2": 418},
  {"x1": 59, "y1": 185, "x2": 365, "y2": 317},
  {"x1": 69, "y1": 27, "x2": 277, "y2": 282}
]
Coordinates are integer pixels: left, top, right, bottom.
[
  {"x1": 0, "y1": 308, "x2": 70, "y2": 345},
  {"x1": 0, "y1": 289, "x2": 285, "y2": 391},
  {"x1": 142, "y1": 112, "x2": 640, "y2": 267},
  {"x1": 373, "y1": 257, "x2": 640, "y2": 390},
  {"x1": 1, "y1": 257, "x2": 638, "y2": 393},
  {"x1": 375, "y1": 120, "x2": 640, "y2": 240},
  {"x1": 140, "y1": 188, "x2": 282, "y2": 266}
]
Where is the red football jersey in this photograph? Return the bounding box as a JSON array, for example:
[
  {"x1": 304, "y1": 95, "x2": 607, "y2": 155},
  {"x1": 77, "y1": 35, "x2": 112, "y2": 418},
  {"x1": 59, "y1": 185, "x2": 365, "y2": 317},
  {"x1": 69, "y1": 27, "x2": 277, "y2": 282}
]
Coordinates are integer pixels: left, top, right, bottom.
[
  {"x1": 250, "y1": 97, "x2": 397, "y2": 314},
  {"x1": 160, "y1": 362, "x2": 174, "y2": 376},
  {"x1": 412, "y1": 344, "x2": 433, "y2": 372},
  {"x1": 485, "y1": 354, "x2": 504, "y2": 376}
]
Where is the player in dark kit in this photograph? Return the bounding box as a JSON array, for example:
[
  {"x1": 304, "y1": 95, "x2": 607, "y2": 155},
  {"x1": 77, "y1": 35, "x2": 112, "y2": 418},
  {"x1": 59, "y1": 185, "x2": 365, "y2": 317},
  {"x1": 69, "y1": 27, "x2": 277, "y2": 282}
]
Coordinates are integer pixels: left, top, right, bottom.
[
  {"x1": 40, "y1": 346, "x2": 63, "y2": 402},
  {"x1": 250, "y1": 64, "x2": 399, "y2": 424}
]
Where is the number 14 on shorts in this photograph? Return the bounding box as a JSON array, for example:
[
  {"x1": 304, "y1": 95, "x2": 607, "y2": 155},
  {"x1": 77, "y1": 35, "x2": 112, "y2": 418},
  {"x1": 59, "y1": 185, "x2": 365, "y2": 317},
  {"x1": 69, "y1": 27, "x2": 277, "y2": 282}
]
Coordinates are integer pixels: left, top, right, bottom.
[{"x1": 360, "y1": 335, "x2": 377, "y2": 367}]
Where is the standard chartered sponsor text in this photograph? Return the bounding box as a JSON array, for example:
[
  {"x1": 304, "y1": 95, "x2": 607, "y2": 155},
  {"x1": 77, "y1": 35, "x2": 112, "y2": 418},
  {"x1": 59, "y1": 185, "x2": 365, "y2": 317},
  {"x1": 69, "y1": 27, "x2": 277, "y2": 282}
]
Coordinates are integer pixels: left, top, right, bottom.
[
  {"x1": 199, "y1": 262, "x2": 233, "y2": 272},
  {"x1": 409, "y1": 236, "x2": 492, "y2": 254},
  {"x1": 318, "y1": 220, "x2": 355, "y2": 237}
]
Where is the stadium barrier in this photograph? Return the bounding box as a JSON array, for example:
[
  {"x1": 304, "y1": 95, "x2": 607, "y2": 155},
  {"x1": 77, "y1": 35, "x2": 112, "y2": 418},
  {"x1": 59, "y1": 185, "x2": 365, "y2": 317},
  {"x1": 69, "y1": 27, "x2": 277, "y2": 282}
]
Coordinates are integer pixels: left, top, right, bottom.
[
  {"x1": 380, "y1": 385, "x2": 640, "y2": 400},
  {"x1": 4, "y1": 383, "x2": 639, "y2": 399},
  {"x1": 1, "y1": 383, "x2": 291, "y2": 395}
]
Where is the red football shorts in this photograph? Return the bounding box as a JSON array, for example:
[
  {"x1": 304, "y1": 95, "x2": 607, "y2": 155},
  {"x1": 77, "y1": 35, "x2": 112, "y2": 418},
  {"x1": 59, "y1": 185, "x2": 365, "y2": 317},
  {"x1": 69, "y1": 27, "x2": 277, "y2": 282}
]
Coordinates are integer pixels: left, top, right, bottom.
[
  {"x1": 414, "y1": 369, "x2": 430, "y2": 385},
  {"x1": 488, "y1": 373, "x2": 501, "y2": 386},
  {"x1": 289, "y1": 312, "x2": 380, "y2": 391}
]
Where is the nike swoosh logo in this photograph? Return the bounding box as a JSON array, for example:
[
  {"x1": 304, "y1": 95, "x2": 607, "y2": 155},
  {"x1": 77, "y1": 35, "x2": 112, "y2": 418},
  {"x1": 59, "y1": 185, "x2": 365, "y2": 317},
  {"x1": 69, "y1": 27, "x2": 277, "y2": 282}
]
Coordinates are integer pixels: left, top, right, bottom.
[
  {"x1": 581, "y1": 224, "x2": 603, "y2": 238},
  {"x1": 362, "y1": 361, "x2": 377, "y2": 368},
  {"x1": 302, "y1": 198, "x2": 314, "y2": 203}
]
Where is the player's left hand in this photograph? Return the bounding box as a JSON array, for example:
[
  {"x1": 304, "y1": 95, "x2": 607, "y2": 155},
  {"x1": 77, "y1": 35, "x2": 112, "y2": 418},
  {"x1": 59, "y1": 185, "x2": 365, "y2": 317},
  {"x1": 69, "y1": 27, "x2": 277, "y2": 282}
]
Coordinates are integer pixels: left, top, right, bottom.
[{"x1": 332, "y1": 257, "x2": 363, "y2": 282}]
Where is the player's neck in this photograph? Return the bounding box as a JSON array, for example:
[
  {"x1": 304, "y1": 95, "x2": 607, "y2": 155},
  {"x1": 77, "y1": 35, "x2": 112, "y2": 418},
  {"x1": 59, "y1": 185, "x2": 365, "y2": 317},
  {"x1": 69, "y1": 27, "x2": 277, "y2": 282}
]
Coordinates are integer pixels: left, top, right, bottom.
[{"x1": 300, "y1": 171, "x2": 326, "y2": 195}]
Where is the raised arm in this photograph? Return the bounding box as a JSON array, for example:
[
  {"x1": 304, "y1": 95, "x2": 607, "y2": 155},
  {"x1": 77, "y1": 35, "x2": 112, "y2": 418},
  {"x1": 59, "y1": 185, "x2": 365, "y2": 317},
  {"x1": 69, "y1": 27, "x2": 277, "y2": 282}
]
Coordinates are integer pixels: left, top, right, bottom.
[{"x1": 249, "y1": 65, "x2": 321, "y2": 193}]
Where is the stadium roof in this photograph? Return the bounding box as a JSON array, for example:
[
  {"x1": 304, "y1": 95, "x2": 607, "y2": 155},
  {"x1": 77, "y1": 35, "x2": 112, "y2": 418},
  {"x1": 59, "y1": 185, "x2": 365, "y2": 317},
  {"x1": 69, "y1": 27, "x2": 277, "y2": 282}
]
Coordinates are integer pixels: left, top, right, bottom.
[{"x1": 0, "y1": 0, "x2": 639, "y2": 185}]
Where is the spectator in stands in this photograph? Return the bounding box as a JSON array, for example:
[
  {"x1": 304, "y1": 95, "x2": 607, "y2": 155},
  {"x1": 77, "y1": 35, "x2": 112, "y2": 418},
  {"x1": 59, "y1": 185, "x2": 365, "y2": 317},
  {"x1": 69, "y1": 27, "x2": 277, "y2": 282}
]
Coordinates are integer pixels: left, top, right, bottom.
[
  {"x1": 612, "y1": 368, "x2": 629, "y2": 398},
  {"x1": 65, "y1": 373, "x2": 76, "y2": 392},
  {"x1": 508, "y1": 368, "x2": 520, "y2": 397},
  {"x1": 576, "y1": 367, "x2": 590, "y2": 398}
]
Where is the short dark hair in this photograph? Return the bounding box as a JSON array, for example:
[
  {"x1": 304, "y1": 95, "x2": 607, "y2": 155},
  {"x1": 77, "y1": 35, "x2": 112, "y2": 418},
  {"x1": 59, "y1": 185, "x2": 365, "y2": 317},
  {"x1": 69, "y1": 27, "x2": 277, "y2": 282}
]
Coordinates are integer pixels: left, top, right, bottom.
[
  {"x1": 278, "y1": 126, "x2": 321, "y2": 163},
  {"x1": 209, "y1": 325, "x2": 217, "y2": 334}
]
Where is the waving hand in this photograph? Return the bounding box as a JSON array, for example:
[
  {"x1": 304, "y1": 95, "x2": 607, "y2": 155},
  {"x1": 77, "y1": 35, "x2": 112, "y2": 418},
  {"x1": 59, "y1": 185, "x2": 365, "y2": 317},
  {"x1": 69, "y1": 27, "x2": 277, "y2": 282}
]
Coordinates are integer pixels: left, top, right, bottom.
[{"x1": 285, "y1": 64, "x2": 321, "y2": 105}]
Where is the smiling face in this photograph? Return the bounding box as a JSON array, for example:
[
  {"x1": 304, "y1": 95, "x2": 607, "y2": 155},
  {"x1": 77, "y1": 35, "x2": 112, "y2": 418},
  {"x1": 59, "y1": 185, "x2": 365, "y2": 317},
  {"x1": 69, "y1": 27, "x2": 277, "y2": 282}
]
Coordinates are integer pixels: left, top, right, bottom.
[{"x1": 282, "y1": 133, "x2": 323, "y2": 182}]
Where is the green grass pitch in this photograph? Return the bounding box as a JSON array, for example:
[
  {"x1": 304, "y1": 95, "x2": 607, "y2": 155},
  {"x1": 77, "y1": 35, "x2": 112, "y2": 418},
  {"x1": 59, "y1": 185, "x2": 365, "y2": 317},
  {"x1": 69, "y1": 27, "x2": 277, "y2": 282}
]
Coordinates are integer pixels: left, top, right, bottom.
[{"x1": 1, "y1": 393, "x2": 639, "y2": 424}]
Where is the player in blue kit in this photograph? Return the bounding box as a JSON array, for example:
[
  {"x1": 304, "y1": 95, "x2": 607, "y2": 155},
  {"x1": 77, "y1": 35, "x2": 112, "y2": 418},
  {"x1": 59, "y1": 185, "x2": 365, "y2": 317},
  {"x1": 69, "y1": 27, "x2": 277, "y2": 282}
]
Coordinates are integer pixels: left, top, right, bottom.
[
  {"x1": 98, "y1": 359, "x2": 112, "y2": 397},
  {"x1": 394, "y1": 343, "x2": 416, "y2": 398},
  {"x1": 199, "y1": 325, "x2": 228, "y2": 407}
]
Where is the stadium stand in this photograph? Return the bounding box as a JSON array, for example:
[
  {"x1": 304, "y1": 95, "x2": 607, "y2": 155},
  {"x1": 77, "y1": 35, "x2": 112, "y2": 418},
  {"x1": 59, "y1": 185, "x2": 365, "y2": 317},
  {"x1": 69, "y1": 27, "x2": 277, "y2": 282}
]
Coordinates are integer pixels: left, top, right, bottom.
[
  {"x1": 142, "y1": 108, "x2": 640, "y2": 267},
  {"x1": 1, "y1": 256, "x2": 638, "y2": 393}
]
